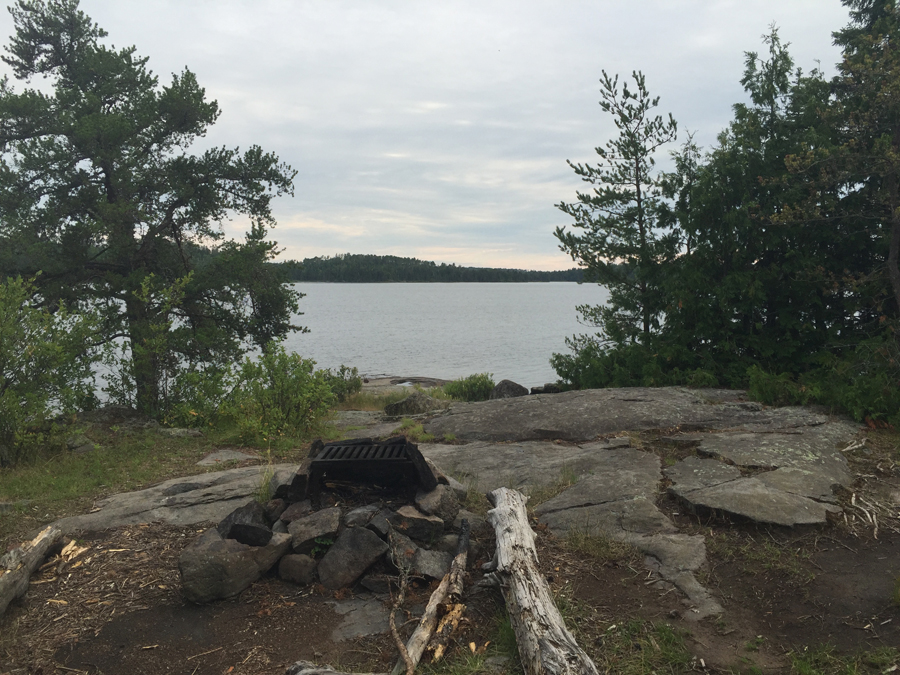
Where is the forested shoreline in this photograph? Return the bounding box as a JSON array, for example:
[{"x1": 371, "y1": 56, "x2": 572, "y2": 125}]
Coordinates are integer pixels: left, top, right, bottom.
[{"x1": 278, "y1": 254, "x2": 584, "y2": 282}]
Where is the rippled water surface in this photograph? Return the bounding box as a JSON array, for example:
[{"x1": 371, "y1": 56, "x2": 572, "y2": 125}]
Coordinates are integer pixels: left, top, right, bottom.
[{"x1": 282, "y1": 282, "x2": 608, "y2": 388}]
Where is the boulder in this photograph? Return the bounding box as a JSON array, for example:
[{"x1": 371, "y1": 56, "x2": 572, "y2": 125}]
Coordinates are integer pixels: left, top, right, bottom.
[
  {"x1": 216, "y1": 501, "x2": 272, "y2": 547},
  {"x1": 384, "y1": 392, "x2": 444, "y2": 416},
  {"x1": 424, "y1": 458, "x2": 469, "y2": 500},
  {"x1": 264, "y1": 498, "x2": 288, "y2": 523},
  {"x1": 288, "y1": 507, "x2": 342, "y2": 553},
  {"x1": 366, "y1": 509, "x2": 392, "y2": 540},
  {"x1": 415, "y1": 484, "x2": 460, "y2": 525},
  {"x1": 412, "y1": 548, "x2": 453, "y2": 579},
  {"x1": 389, "y1": 505, "x2": 444, "y2": 543},
  {"x1": 530, "y1": 383, "x2": 562, "y2": 395},
  {"x1": 279, "y1": 554, "x2": 318, "y2": 585},
  {"x1": 489, "y1": 379, "x2": 529, "y2": 400},
  {"x1": 179, "y1": 528, "x2": 291, "y2": 604},
  {"x1": 345, "y1": 504, "x2": 379, "y2": 528},
  {"x1": 318, "y1": 527, "x2": 389, "y2": 589},
  {"x1": 280, "y1": 499, "x2": 313, "y2": 524}
]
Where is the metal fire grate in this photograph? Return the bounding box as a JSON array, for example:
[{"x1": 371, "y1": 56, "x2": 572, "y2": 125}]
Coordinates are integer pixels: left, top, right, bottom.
[{"x1": 307, "y1": 437, "x2": 437, "y2": 499}]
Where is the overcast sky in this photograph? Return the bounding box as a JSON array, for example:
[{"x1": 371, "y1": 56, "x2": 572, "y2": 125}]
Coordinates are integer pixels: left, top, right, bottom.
[{"x1": 0, "y1": 1, "x2": 852, "y2": 270}]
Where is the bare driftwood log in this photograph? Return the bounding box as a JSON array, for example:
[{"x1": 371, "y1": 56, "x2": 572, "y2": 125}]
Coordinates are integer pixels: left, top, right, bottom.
[
  {"x1": 484, "y1": 488, "x2": 599, "y2": 675},
  {"x1": 390, "y1": 519, "x2": 471, "y2": 675},
  {"x1": 285, "y1": 663, "x2": 386, "y2": 675},
  {"x1": 0, "y1": 525, "x2": 62, "y2": 617}
]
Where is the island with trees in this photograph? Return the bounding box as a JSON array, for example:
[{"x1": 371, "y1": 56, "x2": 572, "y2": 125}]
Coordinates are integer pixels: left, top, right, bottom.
[{"x1": 278, "y1": 254, "x2": 584, "y2": 283}]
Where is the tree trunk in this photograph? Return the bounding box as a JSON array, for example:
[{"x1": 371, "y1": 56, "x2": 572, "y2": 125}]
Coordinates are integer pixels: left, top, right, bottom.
[
  {"x1": 125, "y1": 294, "x2": 160, "y2": 417},
  {"x1": 484, "y1": 488, "x2": 599, "y2": 675}
]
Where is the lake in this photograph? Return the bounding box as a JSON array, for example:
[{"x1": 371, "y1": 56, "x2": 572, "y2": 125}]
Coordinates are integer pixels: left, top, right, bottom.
[{"x1": 281, "y1": 282, "x2": 608, "y2": 388}]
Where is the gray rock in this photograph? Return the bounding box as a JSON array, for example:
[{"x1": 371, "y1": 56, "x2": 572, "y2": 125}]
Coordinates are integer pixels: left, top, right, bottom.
[
  {"x1": 345, "y1": 504, "x2": 380, "y2": 528},
  {"x1": 159, "y1": 427, "x2": 203, "y2": 438},
  {"x1": 318, "y1": 527, "x2": 390, "y2": 589},
  {"x1": 328, "y1": 597, "x2": 390, "y2": 641},
  {"x1": 415, "y1": 484, "x2": 460, "y2": 525},
  {"x1": 387, "y1": 531, "x2": 418, "y2": 570},
  {"x1": 424, "y1": 458, "x2": 469, "y2": 500},
  {"x1": 412, "y1": 548, "x2": 452, "y2": 579},
  {"x1": 756, "y1": 467, "x2": 843, "y2": 503},
  {"x1": 278, "y1": 554, "x2": 318, "y2": 585},
  {"x1": 269, "y1": 468, "x2": 296, "y2": 500},
  {"x1": 664, "y1": 456, "x2": 741, "y2": 498},
  {"x1": 66, "y1": 434, "x2": 95, "y2": 454},
  {"x1": 53, "y1": 464, "x2": 297, "y2": 534},
  {"x1": 264, "y1": 498, "x2": 288, "y2": 522},
  {"x1": 533, "y1": 449, "x2": 663, "y2": 515},
  {"x1": 360, "y1": 573, "x2": 396, "y2": 594},
  {"x1": 530, "y1": 383, "x2": 562, "y2": 394},
  {"x1": 422, "y1": 440, "x2": 620, "y2": 494},
  {"x1": 217, "y1": 501, "x2": 272, "y2": 547},
  {"x1": 280, "y1": 499, "x2": 313, "y2": 524},
  {"x1": 434, "y1": 533, "x2": 460, "y2": 554},
  {"x1": 453, "y1": 509, "x2": 488, "y2": 536},
  {"x1": 384, "y1": 392, "x2": 445, "y2": 416},
  {"x1": 423, "y1": 386, "x2": 854, "y2": 443},
  {"x1": 197, "y1": 449, "x2": 256, "y2": 466},
  {"x1": 682, "y1": 477, "x2": 841, "y2": 526},
  {"x1": 489, "y1": 379, "x2": 528, "y2": 399},
  {"x1": 366, "y1": 509, "x2": 392, "y2": 539},
  {"x1": 389, "y1": 505, "x2": 444, "y2": 543},
  {"x1": 288, "y1": 507, "x2": 342, "y2": 553},
  {"x1": 179, "y1": 529, "x2": 291, "y2": 603},
  {"x1": 272, "y1": 520, "x2": 288, "y2": 534},
  {"x1": 697, "y1": 429, "x2": 853, "y2": 488}
]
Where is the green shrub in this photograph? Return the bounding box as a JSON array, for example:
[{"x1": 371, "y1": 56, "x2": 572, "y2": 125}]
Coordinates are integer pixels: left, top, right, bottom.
[
  {"x1": 747, "y1": 366, "x2": 813, "y2": 407},
  {"x1": 222, "y1": 344, "x2": 335, "y2": 444},
  {"x1": 0, "y1": 276, "x2": 100, "y2": 466},
  {"x1": 443, "y1": 373, "x2": 495, "y2": 401},
  {"x1": 322, "y1": 364, "x2": 363, "y2": 402}
]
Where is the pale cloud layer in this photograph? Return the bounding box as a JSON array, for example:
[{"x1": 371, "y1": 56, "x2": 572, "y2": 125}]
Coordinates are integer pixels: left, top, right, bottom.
[{"x1": 0, "y1": 1, "x2": 851, "y2": 269}]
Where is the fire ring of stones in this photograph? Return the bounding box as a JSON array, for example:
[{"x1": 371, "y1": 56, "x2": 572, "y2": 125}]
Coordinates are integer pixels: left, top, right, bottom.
[{"x1": 178, "y1": 437, "x2": 470, "y2": 603}]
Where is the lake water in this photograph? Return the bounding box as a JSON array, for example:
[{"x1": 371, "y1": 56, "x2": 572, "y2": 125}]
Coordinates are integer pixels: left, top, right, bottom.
[{"x1": 282, "y1": 282, "x2": 608, "y2": 388}]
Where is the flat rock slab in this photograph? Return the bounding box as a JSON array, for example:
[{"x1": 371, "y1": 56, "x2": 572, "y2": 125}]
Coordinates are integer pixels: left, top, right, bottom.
[
  {"x1": 681, "y1": 477, "x2": 841, "y2": 526},
  {"x1": 422, "y1": 440, "x2": 629, "y2": 494},
  {"x1": 423, "y1": 386, "x2": 852, "y2": 443},
  {"x1": 197, "y1": 449, "x2": 257, "y2": 466},
  {"x1": 54, "y1": 464, "x2": 297, "y2": 534}
]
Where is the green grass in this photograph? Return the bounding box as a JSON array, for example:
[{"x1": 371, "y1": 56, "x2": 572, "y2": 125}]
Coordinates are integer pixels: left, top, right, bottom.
[
  {"x1": 564, "y1": 527, "x2": 639, "y2": 563},
  {"x1": 789, "y1": 645, "x2": 899, "y2": 675},
  {"x1": 392, "y1": 418, "x2": 436, "y2": 443}
]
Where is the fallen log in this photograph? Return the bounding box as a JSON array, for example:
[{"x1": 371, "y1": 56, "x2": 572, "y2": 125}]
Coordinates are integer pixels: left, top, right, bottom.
[
  {"x1": 0, "y1": 525, "x2": 62, "y2": 617},
  {"x1": 427, "y1": 519, "x2": 470, "y2": 662},
  {"x1": 285, "y1": 662, "x2": 386, "y2": 675},
  {"x1": 484, "y1": 488, "x2": 599, "y2": 675}
]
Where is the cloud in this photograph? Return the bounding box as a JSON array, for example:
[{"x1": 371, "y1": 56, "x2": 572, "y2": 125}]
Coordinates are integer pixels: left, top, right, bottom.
[{"x1": 0, "y1": 0, "x2": 852, "y2": 270}]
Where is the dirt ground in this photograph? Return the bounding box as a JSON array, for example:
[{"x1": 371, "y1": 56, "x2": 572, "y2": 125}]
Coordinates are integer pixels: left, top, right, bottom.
[
  {"x1": 2, "y1": 508, "x2": 900, "y2": 674},
  {"x1": 2, "y1": 424, "x2": 900, "y2": 674}
]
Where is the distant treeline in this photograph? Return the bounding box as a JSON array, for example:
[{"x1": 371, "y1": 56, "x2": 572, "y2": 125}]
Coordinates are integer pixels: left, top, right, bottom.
[{"x1": 278, "y1": 254, "x2": 584, "y2": 282}]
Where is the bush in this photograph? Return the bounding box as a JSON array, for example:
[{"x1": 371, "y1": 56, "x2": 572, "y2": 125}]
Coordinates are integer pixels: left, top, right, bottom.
[
  {"x1": 322, "y1": 365, "x2": 363, "y2": 402},
  {"x1": 443, "y1": 373, "x2": 495, "y2": 402},
  {"x1": 220, "y1": 345, "x2": 335, "y2": 444},
  {"x1": 0, "y1": 276, "x2": 99, "y2": 466}
]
